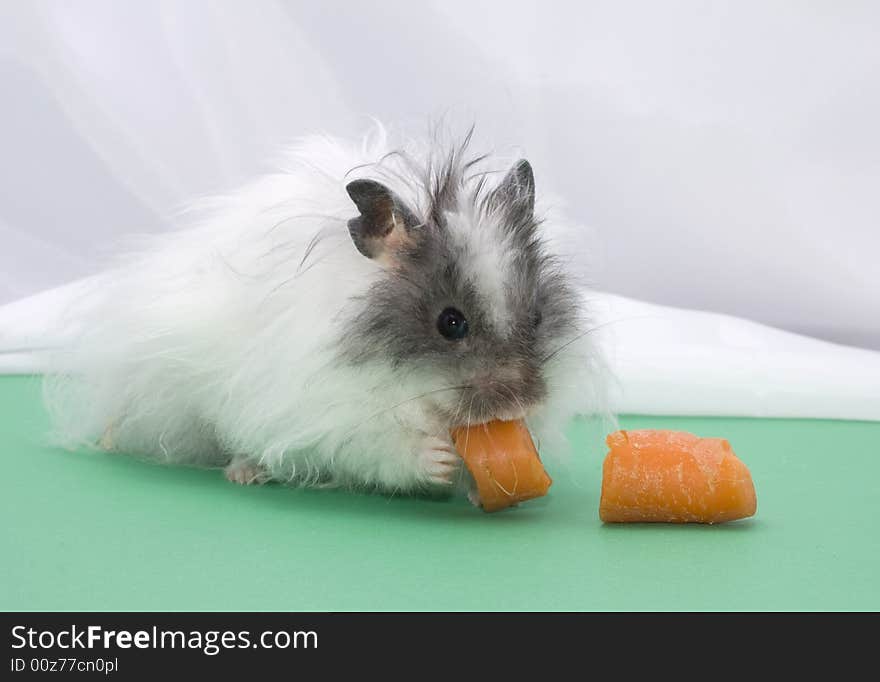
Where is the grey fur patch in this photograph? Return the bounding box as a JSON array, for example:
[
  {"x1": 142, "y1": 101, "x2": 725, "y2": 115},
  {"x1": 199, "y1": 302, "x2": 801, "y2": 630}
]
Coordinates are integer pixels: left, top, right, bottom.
[{"x1": 340, "y1": 138, "x2": 582, "y2": 425}]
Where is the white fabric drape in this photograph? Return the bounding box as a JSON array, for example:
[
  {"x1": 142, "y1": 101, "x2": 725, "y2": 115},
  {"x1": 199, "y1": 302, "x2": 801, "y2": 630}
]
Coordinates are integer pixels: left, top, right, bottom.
[
  {"x1": 1, "y1": 1, "x2": 878, "y2": 348},
  {"x1": 1, "y1": 1, "x2": 878, "y2": 419}
]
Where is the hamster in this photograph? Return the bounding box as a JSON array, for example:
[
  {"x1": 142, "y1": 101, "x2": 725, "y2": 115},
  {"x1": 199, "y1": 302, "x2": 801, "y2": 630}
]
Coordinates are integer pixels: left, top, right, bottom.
[{"x1": 44, "y1": 125, "x2": 606, "y2": 502}]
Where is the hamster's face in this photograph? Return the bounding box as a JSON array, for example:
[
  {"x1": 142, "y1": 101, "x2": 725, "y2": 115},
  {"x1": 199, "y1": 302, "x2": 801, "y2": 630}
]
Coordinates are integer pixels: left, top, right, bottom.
[{"x1": 344, "y1": 160, "x2": 581, "y2": 426}]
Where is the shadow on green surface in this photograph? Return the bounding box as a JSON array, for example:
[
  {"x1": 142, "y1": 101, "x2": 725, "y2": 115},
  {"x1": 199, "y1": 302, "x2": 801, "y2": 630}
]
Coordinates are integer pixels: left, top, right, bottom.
[
  {"x1": 39, "y1": 437, "x2": 562, "y2": 527},
  {"x1": 599, "y1": 519, "x2": 758, "y2": 532}
]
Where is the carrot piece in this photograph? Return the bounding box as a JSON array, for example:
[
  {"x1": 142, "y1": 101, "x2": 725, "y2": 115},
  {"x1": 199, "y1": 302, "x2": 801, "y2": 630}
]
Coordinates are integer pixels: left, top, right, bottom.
[
  {"x1": 452, "y1": 419, "x2": 552, "y2": 513},
  {"x1": 599, "y1": 430, "x2": 757, "y2": 524}
]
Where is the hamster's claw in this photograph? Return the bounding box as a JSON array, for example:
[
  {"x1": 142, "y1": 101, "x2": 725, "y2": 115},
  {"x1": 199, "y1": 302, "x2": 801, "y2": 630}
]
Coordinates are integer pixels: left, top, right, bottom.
[
  {"x1": 467, "y1": 487, "x2": 482, "y2": 508},
  {"x1": 419, "y1": 436, "x2": 462, "y2": 486},
  {"x1": 224, "y1": 460, "x2": 270, "y2": 486}
]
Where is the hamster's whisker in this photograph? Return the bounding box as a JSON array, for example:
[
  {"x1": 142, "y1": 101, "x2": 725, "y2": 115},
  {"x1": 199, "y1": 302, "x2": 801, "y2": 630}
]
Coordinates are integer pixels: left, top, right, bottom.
[
  {"x1": 449, "y1": 390, "x2": 468, "y2": 430},
  {"x1": 541, "y1": 328, "x2": 599, "y2": 364},
  {"x1": 465, "y1": 391, "x2": 477, "y2": 429},
  {"x1": 496, "y1": 381, "x2": 526, "y2": 420},
  {"x1": 541, "y1": 316, "x2": 654, "y2": 364},
  {"x1": 348, "y1": 384, "x2": 473, "y2": 435}
]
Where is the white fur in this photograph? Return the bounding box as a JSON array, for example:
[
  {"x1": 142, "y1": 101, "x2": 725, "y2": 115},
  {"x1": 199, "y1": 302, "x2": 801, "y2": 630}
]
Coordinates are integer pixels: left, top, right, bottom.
[
  {"x1": 444, "y1": 207, "x2": 517, "y2": 336},
  {"x1": 43, "y1": 124, "x2": 608, "y2": 497}
]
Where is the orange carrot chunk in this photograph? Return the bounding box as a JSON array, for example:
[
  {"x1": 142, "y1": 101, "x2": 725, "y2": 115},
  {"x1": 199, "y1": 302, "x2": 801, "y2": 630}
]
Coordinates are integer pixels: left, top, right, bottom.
[
  {"x1": 452, "y1": 419, "x2": 552, "y2": 513},
  {"x1": 599, "y1": 430, "x2": 757, "y2": 524}
]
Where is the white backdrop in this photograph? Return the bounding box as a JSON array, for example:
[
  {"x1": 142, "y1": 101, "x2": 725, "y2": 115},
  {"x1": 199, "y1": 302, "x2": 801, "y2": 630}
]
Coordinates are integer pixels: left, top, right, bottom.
[{"x1": 1, "y1": 0, "x2": 878, "y2": 348}]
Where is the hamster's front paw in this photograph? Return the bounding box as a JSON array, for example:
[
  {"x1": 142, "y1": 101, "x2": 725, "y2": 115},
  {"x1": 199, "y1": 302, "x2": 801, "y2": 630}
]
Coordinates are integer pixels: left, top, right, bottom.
[
  {"x1": 418, "y1": 436, "x2": 463, "y2": 487},
  {"x1": 224, "y1": 459, "x2": 270, "y2": 485}
]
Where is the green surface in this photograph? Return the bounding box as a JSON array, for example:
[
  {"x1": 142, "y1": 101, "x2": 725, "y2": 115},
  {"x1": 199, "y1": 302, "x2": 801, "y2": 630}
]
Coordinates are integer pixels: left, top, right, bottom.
[{"x1": 1, "y1": 374, "x2": 878, "y2": 611}]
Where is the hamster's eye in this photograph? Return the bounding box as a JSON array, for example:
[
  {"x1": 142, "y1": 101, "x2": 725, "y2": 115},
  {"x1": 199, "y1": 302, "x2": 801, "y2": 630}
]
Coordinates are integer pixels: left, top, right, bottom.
[{"x1": 437, "y1": 307, "x2": 469, "y2": 340}]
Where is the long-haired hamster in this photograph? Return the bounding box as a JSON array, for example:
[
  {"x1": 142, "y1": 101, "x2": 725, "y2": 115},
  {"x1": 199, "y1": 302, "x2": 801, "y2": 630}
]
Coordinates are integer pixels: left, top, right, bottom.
[{"x1": 44, "y1": 125, "x2": 605, "y2": 503}]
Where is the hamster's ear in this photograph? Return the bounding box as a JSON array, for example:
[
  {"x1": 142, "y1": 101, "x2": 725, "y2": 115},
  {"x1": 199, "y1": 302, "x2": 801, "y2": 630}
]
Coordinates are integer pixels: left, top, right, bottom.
[
  {"x1": 346, "y1": 179, "x2": 419, "y2": 264},
  {"x1": 490, "y1": 159, "x2": 535, "y2": 222}
]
